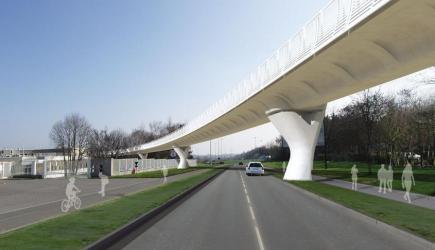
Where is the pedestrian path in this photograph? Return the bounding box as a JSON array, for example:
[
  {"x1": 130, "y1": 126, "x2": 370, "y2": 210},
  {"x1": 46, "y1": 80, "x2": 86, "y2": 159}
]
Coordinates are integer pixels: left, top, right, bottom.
[{"x1": 313, "y1": 175, "x2": 435, "y2": 211}]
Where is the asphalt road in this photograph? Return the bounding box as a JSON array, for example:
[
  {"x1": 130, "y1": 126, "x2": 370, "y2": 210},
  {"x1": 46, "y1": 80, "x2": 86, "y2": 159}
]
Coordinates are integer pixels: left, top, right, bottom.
[
  {"x1": 121, "y1": 169, "x2": 428, "y2": 250},
  {"x1": 0, "y1": 169, "x2": 207, "y2": 233}
]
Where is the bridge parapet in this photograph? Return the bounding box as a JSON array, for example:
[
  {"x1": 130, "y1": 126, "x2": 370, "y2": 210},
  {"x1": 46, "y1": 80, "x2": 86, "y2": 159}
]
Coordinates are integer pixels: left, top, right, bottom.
[{"x1": 126, "y1": 0, "x2": 392, "y2": 154}]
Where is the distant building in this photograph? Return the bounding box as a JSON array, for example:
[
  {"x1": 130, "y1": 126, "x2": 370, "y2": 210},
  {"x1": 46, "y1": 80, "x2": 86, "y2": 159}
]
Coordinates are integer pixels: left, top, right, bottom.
[
  {"x1": 0, "y1": 148, "x2": 67, "y2": 158},
  {"x1": 0, "y1": 148, "x2": 85, "y2": 179}
]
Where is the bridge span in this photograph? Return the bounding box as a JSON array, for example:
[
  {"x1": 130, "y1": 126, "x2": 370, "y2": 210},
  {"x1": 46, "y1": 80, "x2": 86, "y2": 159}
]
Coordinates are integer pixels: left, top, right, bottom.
[{"x1": 126, "y1": 0, "x2": 435, "y2": 180}]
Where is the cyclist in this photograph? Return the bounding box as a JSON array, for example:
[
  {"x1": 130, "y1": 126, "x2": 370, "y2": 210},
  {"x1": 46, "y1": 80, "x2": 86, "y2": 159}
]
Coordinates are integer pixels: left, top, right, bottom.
[{"x1": 66, "y1": 176, "x2": 81, "y2": 202}]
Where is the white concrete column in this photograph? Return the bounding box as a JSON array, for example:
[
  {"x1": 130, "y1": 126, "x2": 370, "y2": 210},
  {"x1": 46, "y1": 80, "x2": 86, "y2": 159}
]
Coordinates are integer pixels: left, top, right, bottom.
[
  {"x1": 173, "y1": 146, "x2": 189, "y2": 169},
  {"x1": 32, "y1": 161, "x2": 37, "y2": 175},
  {"x1": 267, "y1": 108, "x2": 325, "y2": 180},
  {"x1": 42, "y1": 161, "x2": 46, "y2": 178}
]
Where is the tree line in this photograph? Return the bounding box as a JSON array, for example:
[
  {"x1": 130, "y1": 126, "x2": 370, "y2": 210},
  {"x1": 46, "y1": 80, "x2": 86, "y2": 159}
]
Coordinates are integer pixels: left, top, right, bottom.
[
  {"x1": 50, "y1": 115, "x2": 184, "y2": 173},
  {"x1": 236, "y1": 137, "x2": 289, "y2": 162},
  {"x1": 237, "y1": 89, "x2": 434, "y2": 173},
  {"x1": 323, "y1": 89, "x2": 434, "y2": 173}
]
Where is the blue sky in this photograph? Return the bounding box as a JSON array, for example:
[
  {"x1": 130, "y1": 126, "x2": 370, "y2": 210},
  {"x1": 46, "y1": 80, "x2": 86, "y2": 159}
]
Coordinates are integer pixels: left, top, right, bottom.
[
  {"x1": 1, "y1": 0, "x2": 433, "y2": 155},
  {"x1": 0, "y1": 0, "x2": 328, "y2": 152}
]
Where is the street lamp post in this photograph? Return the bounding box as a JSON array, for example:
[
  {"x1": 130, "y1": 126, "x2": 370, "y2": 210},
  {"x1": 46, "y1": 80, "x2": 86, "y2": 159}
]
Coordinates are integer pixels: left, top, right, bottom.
[{"x1": 209, "y1": 140, "x2": 212, "y2": 167}]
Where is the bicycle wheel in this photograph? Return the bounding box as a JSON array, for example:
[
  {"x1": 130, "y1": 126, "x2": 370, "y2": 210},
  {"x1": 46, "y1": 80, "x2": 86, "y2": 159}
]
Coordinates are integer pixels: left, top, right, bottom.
[
  {"x1": 74, "y1": 197, "x2": 82, "y2": 210},
  {"x1": 61, "y1": 199, "x2": 69, "y2": 212}
]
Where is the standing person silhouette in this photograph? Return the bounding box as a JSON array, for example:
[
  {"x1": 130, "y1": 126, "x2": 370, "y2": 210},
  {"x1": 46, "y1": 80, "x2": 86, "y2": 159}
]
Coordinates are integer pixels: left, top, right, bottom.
[
  {"x1": 351, "y1": 164, "x2": 358, "y2": 190},
  {"x1": 377, "y1": 164, "x2": 387, "y2": 194},
  {"x1": 402, "y1": 162, "x2": 415, "y2": 203},
  {"x1": 162, "y1": 165, "x2": 168, "y2": 184},
  {"x1": 386, "y1": 165, "x2": 394, "y2": 192}
]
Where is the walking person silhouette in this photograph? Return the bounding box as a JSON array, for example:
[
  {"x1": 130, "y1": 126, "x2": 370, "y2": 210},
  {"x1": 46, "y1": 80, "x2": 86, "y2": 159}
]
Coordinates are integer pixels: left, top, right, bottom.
[{"x1": 402, "y1": 162, "x2": 415, "y2": 203}]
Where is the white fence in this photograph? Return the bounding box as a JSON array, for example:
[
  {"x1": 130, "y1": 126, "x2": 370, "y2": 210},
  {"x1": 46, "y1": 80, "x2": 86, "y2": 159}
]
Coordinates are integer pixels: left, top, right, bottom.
[
  {"x1": 111, "y1": 158, "x2": 198, "y2": 176},
  {"x1": 43, "y1": 160, "x2": 88, "y2": 178},
  {"x1": 0, "y1": 158, "x2": 27, "y2": 177},
  {"x1": 0, "y1": 162, "x2": 12, "y2": 179},
  {"x1": 0, "y1": 158, "x2": 198, "y2": 178},
  {"x1": 187, "y1": 159, "x2": 198, "y2": 167},
  {"x1": 127, "y1": 0, "x2": 391, "y2": 153},
  {"x1": 0, "y1": 158, "x2": 88, "y2": 179}
]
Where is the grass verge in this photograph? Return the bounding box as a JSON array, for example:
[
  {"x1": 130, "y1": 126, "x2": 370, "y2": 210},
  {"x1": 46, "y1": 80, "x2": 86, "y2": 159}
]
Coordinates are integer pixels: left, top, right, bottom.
[
  {"x1": 270, "y1": 171, "x2": 435, "y2": 242},
  {"x1": 0, "y1": 169, "x2": 221, "y2": 250},
  {"x1": 111, "y1": 168, "x2": 198, "y2": 178},
  {"x1": 264, "y1": 161, "x2": 435, "y2": 196},
  {"x1": 110, "y1": 164, "x2": 226, "y2": 179}
]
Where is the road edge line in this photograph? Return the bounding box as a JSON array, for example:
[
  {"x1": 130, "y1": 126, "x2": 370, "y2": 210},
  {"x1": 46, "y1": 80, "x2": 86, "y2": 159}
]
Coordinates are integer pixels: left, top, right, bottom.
[{"x1": 86, "y1": 168, "x2": 225, "y2": 250}]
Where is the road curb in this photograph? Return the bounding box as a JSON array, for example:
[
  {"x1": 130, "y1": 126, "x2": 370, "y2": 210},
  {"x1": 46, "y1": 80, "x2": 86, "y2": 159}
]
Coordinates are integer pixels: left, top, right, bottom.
[
  {"x1": 86, "y1": 168, "x2": 225, "y2": 250},
  {"x1": 281, "y1": 179, "x2": 435, "y2": 250}
]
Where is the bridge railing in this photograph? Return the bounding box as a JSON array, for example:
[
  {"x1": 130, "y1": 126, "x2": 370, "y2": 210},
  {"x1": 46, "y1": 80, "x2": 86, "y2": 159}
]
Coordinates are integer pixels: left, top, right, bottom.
[{"x1": 128, "y1": 0, "x2": 390, "y2": 153}]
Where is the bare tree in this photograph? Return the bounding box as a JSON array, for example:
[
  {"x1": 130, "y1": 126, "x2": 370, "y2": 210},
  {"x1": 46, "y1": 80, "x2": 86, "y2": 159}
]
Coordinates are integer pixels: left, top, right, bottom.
[
  {"x1": 87, "y1": 129, "x2": 109, "y2": 159},
  {"x1": 322, "y1": 112, "x2": 338, "y2": 169},
  {"x1": 163, "y1": 118, "x2": 184, "y2": 135},
  {"x1": 147, "y1": 119, "x2": 184, "y2": 140},
  {"x1": 412, "y1": 97, "x2": 435, "y2": 166},
  {"x1": 88, "y1": 128, "x2": 129, "y2": 159},
  {"x1": 149, "y1": 121, "x2": 163, "y2": 138},
  {"x1": 347, "y1": 90, "x2": 387, "y2": 174},
  {"x1": 50, "y1": 121, "x2": 70, "y2": 177},
  {"x1": 381, "y1": 95, "x2": 407, "y2": 167},
  {"x1": 50, "y1": 113, "x2": 92, "y2": 177},
  {"x1": 129, "y1": 127, "x2": 155, "y2": 146},
  {"x1": 107, "y1": 129, "x2": 128, "y2": 158}
]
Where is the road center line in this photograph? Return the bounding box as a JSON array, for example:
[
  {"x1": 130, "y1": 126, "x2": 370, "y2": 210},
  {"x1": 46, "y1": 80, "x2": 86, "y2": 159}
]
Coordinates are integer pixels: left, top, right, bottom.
[{"x1": 239, "y1": 172, "x2": 265, "y2": 250}]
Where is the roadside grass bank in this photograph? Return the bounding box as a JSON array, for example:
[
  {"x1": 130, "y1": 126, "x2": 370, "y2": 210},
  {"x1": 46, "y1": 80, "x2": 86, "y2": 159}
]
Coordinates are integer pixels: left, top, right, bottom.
[
  {"x1": 264, "y1": 161, "x2": 435, "y2": 196},
  {"x1": 0, "y1": 169, "x2": 222, "y2": 250},
  {"x1": 111, "y1": 168, "x2": 197, "y2": 178},
  {"x1": 270, "y1": 171, "x2": 435, "y2": 243},
  {"x1": 110, "y1": 164, "x2": 226, "y2": 178}
]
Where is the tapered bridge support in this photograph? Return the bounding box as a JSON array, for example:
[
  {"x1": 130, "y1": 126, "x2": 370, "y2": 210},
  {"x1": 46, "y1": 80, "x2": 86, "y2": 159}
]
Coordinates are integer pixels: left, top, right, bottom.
[
  {"x1": 138, "y1": 153, "x2": 148, "y2": 159},
  {"x1": 267, "y1": 107, "x2": 326, "y2": 180},
  {"x1": 173, "y1": 146, "x2": 189, "y2": 169}
]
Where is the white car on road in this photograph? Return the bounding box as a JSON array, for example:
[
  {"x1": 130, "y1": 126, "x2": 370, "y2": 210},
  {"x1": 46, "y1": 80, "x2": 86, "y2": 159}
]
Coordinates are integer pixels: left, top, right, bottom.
[{"x1": 245, "y1": 162, "x2": 265, "y2": 176}]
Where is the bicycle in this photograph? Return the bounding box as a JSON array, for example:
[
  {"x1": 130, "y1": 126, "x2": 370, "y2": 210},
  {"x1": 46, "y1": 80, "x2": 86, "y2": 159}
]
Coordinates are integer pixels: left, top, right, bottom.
[{"x1": 61, "y1": 191, "x2": 82, "y2": 212}]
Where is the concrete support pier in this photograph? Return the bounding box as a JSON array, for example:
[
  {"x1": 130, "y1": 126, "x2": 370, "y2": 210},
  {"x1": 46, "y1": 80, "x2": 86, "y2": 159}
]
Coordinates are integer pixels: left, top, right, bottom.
[
  {"x1": 173, "y1": 146, "x2": 189, "y2": 169},
  {"x1": 267, "y1": 107, "x2": 325, "y2": 180}
]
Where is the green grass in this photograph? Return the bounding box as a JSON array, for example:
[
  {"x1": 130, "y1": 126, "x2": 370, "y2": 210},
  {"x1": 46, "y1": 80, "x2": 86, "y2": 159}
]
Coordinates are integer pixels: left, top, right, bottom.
[
  {"x1": 312, "y1": 160, "x2": 435, "y2": 175},
  {"x1": 264, "y1": 161, "x2": 435, "y2": 196},
  {"x1": 110, "y1": 164, "x2": 225, "y2": 178},
  {"x1": 111, "y1": 167, "x2": 198, "y2": 178},
  {"x1": 289, "y1": 179, "x2": 435, "y2": 242},
  {"x1": 263, "y1": 161, "x2": 287, "y2": 170},
  {"x1": 0, "y1": 169, "x2": 221, "y2": 250}
]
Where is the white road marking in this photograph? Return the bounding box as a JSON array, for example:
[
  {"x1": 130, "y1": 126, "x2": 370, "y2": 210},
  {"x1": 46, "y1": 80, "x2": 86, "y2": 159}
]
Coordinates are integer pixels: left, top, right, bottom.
[
  {"x1": 0, "y1": 175, "x2": 184, "y2": 216},
  {"x1": 0, "y1": 181, "x2": 146, "y2": 215},
  {"x1": 239, "y1": 172, "x2": 265, "y2": 250},
  {"x1": 246, "y1": 195, "x2": 251, "y2": 204}
]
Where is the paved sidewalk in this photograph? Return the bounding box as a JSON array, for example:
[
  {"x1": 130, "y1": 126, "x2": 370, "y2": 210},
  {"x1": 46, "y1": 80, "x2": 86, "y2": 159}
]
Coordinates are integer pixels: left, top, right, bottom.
[{"x1": 313, "y1": 175, "x2": 435, "y2": 210}]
